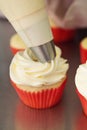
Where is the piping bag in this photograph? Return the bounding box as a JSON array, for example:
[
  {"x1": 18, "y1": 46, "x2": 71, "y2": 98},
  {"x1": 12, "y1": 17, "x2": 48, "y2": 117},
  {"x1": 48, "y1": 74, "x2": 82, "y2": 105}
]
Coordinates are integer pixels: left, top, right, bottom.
[{"x1": 0, "y1": 0, "x2": 56, "y2": 63}]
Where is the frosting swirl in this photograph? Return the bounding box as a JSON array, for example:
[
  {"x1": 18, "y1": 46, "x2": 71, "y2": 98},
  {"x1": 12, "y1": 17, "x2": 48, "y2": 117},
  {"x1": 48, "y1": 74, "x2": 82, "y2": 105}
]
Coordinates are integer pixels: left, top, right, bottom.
[
  {"x1": 10, "y1": 47, "x2": 69, "y2": 87},
  {"x1": 75, "y1": 62, "x2": 87, "y2": 98}
]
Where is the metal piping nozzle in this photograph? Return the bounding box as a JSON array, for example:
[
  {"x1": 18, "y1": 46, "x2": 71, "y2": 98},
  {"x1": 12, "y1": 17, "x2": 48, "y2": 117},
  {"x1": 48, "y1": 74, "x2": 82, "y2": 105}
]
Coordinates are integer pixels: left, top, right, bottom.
[{"x1": 30, "y1": 40, "x2": 56, "y2": 63}]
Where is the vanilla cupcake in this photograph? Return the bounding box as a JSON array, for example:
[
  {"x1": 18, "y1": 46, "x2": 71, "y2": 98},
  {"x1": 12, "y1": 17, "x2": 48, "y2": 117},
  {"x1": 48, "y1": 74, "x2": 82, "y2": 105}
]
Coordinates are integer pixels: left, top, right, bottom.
[
  {"x1": 10, "y1": 46, "x2": 69, "y2": 109},
  {"x1": 80, "y1": 37, "x2": 87, "y2": 63},
  {"x1": 10, "y1": 33, "x2": 26, "y2": 55},
  {"x1": 75, "y1": 62, "x2": 87, "y2": 116},
  {"x1": 49, "y1": 19, "x2": 75, "y2": 44}
]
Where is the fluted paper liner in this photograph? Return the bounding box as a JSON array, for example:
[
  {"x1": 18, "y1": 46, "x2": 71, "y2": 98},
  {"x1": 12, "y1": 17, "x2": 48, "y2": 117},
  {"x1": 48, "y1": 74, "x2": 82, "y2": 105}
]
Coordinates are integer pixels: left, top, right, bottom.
[
  {"x1": 76, "y1": 89, "x2": 87, "y2": 116},
  {"x1": 51, "y1": 27, "x2": 75, "y2": 44},
  {"x1": 11, "y1": 79, "x2": 66, "y2": 109}
]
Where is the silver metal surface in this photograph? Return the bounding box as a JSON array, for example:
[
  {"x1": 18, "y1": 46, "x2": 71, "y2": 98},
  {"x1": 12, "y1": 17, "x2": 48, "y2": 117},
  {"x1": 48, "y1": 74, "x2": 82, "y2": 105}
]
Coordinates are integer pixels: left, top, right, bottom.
[
  {"x1": 0, "y1": 20, "x2": 87, "y2": 130},
  {"x1": 30, "y1": 40, "x2": 56, "y2": 63}
]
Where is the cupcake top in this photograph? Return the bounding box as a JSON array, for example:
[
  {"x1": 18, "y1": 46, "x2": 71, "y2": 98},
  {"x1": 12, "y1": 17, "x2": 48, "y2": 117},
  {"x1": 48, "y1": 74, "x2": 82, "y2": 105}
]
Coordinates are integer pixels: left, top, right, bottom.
[
  {"x1": 10, "y1": 46, "x2": 69, "y2": 87},
  {"x1": 10, "y1": 34, "x2": 26, "y2": 49},
  {"x1": 75, "y1": 62, "x2": 87, "y2": 98},
  {"x1": 80, "y1": 37, "x2": 87, "y2": 49}
]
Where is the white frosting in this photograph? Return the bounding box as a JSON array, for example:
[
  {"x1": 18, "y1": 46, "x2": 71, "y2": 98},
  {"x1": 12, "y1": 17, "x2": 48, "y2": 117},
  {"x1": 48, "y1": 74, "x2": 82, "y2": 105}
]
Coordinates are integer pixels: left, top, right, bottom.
[
  {"x1": 75, "y1": 61, "x2": 87, "y2": 98},
  {"x1": 0, "y1": 0, "x2": 53, "y2": 47},
  {"x1": 10, "y1": 47, "x2": 69, "y2": 87}
]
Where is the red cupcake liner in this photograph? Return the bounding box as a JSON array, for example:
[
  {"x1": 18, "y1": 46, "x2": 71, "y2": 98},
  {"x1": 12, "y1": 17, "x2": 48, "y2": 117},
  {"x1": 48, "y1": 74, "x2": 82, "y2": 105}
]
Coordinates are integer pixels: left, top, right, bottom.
[
  {"x1": 51, "y1": 27, "x2": 75, "y2": 44},
  {"x1": 10, "y1": 46, "x2": 25, "y2": 55},
  {"x1": 11, "y1": 79, "x2": 67, "y2": 109},
  {"x1": 80, "y1": 43, "x2": 87, "y2": 64},
  {"x1": 76, "y1": 89, "x2": 87, "y2": 116}
]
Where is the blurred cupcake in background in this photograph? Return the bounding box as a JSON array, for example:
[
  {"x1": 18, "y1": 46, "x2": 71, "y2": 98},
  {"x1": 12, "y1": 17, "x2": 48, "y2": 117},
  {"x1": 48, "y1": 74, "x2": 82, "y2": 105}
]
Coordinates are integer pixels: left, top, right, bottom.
[
  {"x1": 80, "y1": 37, "x2": 87, "y2": 64},
  {"x1": 10, "y1": 33, "x2": 26, "y2": 55},
  {"x1": 75, "y1": 62, "x2": 87, "y2": 116},
  {"x1": 15, "y1": 102, "x2": 65, "y2": 130},
  {"x1": 49, "y1": 18, "x2": 75, "y2": 45}
]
